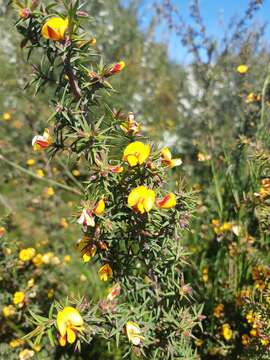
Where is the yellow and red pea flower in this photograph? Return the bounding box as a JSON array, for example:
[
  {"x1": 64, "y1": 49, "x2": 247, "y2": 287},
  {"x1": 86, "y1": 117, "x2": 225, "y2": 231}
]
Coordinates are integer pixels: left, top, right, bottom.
[
  {"x1": 128, "y1": 186, "x2": 155, "y2": 214},
  {"x1": 32, "y1": 128, "x2": 52, "y2": 151},
  {"x1": 57, "y1": 306, "x2": 84, "y2": 346},
  {"x1": 156, "y1": 193, "x2": 176, "y2": 209},
  {"x1": 41, "y1": 17, "x2": 69, "y2": 41},
  {"x1": 161, "y1": 147, "x2": 182, "y2": 168},
  {"x1": 108, "y1": 165, "x2": 124, "y2": 174},
  {"x1": 106, "y1": 61, "x2": 125, "y2": 76},
  {"x1": 123, "y1": 141, "x2": 150, "y2": 167},
  {"x1": 19, "y1": 8, "x2": 30, "y2": 19}
]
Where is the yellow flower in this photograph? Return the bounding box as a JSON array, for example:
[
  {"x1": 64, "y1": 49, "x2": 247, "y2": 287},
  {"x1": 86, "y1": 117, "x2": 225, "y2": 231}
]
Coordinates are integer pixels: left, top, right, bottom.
[
  {"x1": 161, "y1": 147, "x2": 182, "y2": 168},
  {"x1": 2, "y1": 305, "x2": 16, "y2": 318},
  {"x1": 64, "y1": 255, "x2": 71, "y2": 263},
  {"x1": 157, "y1": 193, "x2": 176, "y2": 209},
  {"x1": 123, "y1": 141, "x2": 150, "y2": 167},
  {"x1": 33, "y1": 344, "x2": 42, "y2": 352},
  {"x1": 32, "y1": 254, "x2": 43, "y2": 267},
  {"x1": 9, "y1": 338, "x2": 24, "y2": 348},
  {"x1": 202, "y1": 267, "x2": 208, "y2": 283},
  {"x1": 250, "y1": 328, "x2": 258, "y2": 337},
  {"x1": 19, "y1": 349, "x2": 35, "y2": 360},
  {"x1": 197, "y1": 152, "x2": 211, "y2": 162},
  {"x1": 32, "y1": 128, "x2": 52, "y2": 151},
  {"x1": 246, "y1": 92, "x2": 258, "y2": 104},
  {"x1": 0, "y1": 226, "x2": 6, "y2": 238},
  {"x1": 72, "y1": 169, "x2": 80, "y2": 177},
  {"x1": 222, "y1": 323, "x2": 232, "y2": 341},
  {"x1": 19, "y1": 248, "x2": 36, "y2": 262},
  {"x1": 236, "y1": 65, "x2": 248, "y2": 74},
  {"x1": 57, "y1": 306, "x2": 84, "y2": 346},
  {"x1": 246, "y1": 311, "x2": 255, "y2": 324},
  {"x1": 2, "y1": 112, "x2": 11, "y2": 121},
  {"x1": 13, "y1": 291, "x2": 25, "y2": 305},
  {"x1": 36, "y1": 169, "x2": 45, "y2": 177},
  {"x1": 220, "y1": 222, "x2": 232, "y2": 232},
  {"x1": 46, "y1": 187, "x2": 55, "y2": 197},
  {"x1": 60, "y1": 217, "x2": 69, "y2": 229},
  {"x1": 108, "y1": 165, "x2": 124, "y2": 174},
  {"x1": 41, "y1": 17, "x2": 69, "y2": 41},
  {"x1": 93, "y1": 198, "x2": 105, "y2": 216},
  {"x1": 27, "y1": 278, "x2": 35, "y2": 288},
  {"x1": 42, "y1": 251, "x2": 54, "y2": 264},
  {"x1": 26, "y1": 159, "x2": 35, "y2": 166},
  {"x1": 128, "y1": 186, "x2": 155, "y2": 214},
  {"x1": 99, "y1": 264, "x2": 113, "y2": 281},
  {"x1": 126, "y1": 321, "x2": 144, "y2": 346},
  {"x1": 261, "y1": 337, "x2": 269, "y2": 346}
]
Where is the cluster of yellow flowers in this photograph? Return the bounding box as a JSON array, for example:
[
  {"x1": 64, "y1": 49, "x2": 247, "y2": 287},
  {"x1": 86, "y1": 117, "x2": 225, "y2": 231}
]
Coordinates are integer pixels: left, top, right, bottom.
[
  {"x1": 19, "y1": 247, "x2": 67, "y2": 267},
  {"x1": 211, "y1": 219, "x2": 233, "y2": 235},
  {"x1": 245, "y1": 310, "x2": 269, "y2": 346}
]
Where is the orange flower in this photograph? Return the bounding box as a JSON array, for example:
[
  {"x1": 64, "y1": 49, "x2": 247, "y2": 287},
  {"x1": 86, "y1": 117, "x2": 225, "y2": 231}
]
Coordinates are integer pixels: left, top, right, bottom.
[{"x1": 157, "y1": 193, "x2": 176, "y2": 209}]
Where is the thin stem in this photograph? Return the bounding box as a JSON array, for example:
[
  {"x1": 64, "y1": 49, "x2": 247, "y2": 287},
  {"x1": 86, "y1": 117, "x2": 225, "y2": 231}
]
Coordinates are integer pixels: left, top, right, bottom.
[{"x1": 0, "y1": 154, "x2": 82, "y2": 196}]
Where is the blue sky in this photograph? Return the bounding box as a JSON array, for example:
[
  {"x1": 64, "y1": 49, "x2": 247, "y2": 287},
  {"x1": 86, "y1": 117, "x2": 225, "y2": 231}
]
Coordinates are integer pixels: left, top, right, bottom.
[{"x1": 136, "y1": 0, "x2": 270, "y2": 63}]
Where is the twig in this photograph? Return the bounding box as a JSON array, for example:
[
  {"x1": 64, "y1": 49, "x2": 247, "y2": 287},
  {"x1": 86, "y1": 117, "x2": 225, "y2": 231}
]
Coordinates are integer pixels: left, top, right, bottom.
[
  {"x1": 0, "y1": 194, "x2": 13, "y2": 212},
  {"x1": 0, "y1": 154, "x2": 82, "y2": 196},
  {"x1": 257, "y1": 62, "x2": 270, "y2": 139}
]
